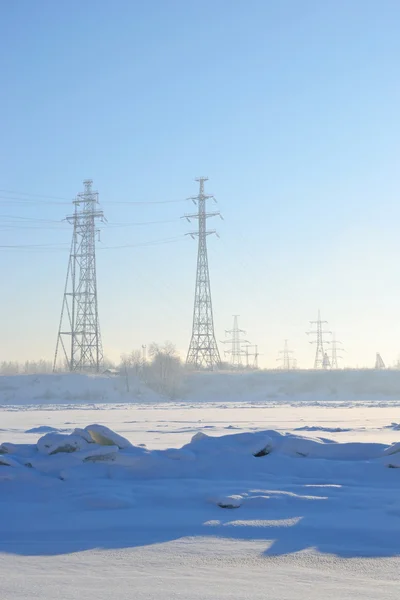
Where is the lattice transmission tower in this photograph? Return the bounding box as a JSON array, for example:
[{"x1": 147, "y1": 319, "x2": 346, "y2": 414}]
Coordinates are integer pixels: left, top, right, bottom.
[
  {"x1": 184, "y1": 177, "x2": 222, "y2": 369},
  {"x1": 223, "y1": 315, "x2": 249, "y2": 368},
  {"x1": 244, "y1": 344, "x2": 260, "y2": 369},
  {"x1": 306, "y1": 310, "x2": 332, "y2": 369},
  {"x1": 375, "y1": 353, "x2": 385, "y2": 369},
  {"x1": 330, "y1": 333, "x2": 343, "y2": 369},
  {"x1": 277, "y1": 339, "x2": 295, "y2": 370},
  {"x1": 53, "y1": 180, "x2": 105, "y2": 373}
]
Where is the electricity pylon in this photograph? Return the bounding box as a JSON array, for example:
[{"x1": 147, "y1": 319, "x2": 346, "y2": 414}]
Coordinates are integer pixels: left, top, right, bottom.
[
  {"x1": 244, "y1": 344, "x2": 260, "y2": 369},
  {"x1": 184, "y1": 177, "x2": 221, "y2": 369},
  {"x1": 53, "y1": 180, "x2": 105, "y2": 373},
  {"x1": 323, "y1": 352, "x2": 331, "y2": 369},
  {"x1": 331, "y1": 333, "x2": 344, "y2": 369},
  {"x1": 222, "y1": 315, "x2": 249, "y2": 368},
  {"x1": 277, "y1": 339, "x2": 295, "y2": 370},
  {"x1": 306, "y1": 310, "x2": 331, "y2": 369}
]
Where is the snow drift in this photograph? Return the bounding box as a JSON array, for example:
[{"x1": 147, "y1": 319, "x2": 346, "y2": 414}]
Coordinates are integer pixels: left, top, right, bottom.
[
  {"x1": 1, "y1": 422, "x2": 400, "y2": 561},
  {"x1": 1, "y1": 425, "x2": 399, "y2": 482}
]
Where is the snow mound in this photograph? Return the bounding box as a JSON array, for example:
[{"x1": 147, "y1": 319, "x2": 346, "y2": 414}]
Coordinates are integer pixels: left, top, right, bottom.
[
  {"x1": 0, "y1": 426, "x2": 399, "y2": 482},
  {"x1": 187, "y1": 431, "x2": 274, "y2": 457},
  {"x1": 294, "y1": 426, "x2": 351, "y2": 433},
  {"x1": 385, "y1": 422, "x2": 400, "y2": 431},
  {"x1": 185, "y1": 430, "x2": 387, "y2": 461},
  {"x1": 25, "y1": 426, "x2": 66, "y2": 434}
]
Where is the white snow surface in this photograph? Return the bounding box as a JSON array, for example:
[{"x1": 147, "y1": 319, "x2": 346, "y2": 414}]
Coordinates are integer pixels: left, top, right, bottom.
[{"x1": 1, "y1": 374, "x2": 400, "y2": 599}]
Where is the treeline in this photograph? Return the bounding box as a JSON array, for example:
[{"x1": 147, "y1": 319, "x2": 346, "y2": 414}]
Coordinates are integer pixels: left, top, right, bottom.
[
  {"x1": 0, "y1": 360, "x2": 53, "y2": 375},
  {"x1": 0, "y1": 343, "x2": 185, "y2": 399},
  {"x1": 120, "y1": 342, "x2": 183, "y2": 399}
]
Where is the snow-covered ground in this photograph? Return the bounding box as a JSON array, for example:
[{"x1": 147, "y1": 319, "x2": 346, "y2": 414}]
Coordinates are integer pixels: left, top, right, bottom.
[{"x1": 1, "y1": 374, "x2": 400, "y2": 599}]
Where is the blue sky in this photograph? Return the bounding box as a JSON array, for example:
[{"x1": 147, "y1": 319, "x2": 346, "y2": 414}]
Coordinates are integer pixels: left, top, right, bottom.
[{"x1": 1, "y1": 0, "x2": 400, "y2": 368}]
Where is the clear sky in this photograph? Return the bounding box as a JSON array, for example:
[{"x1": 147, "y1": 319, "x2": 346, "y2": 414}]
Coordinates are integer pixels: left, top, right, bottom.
[{"x1": 1, "y1": 0, "x2": 400, "y2": 369}]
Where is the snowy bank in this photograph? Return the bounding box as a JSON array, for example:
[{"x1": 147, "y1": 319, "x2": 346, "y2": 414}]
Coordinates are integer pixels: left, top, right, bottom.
[
  {"x1": 0, "y1": 372, "x2": 162, "y2": 406},
  {"x1": 2, "y1": 369, "x2": 400, "y2": 407}
]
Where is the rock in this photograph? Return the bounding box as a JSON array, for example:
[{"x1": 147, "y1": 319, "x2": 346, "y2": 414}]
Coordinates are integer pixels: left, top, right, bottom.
[
  {"x1": 216, "y1": 495, "x2": 243, "y2": 509},
  {"x1": 37, "y1": 433, "x2": 90, "y2": 455},
  {"x1": 0, "y1": 455, "x2": 23, "y2": 467},
  {"x1": 85, "y1": 424, "x2": 132, "y2": 449},
  {"x1": 0, "y1": 443, "x2": 37, "y2": 457},
  {"x1": 73, "y1": 428, "x2": 95, "y2": 443}
]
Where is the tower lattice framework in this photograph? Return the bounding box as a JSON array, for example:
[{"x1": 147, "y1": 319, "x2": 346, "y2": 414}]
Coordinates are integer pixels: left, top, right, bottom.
[
  {"x1": 306, "y1": 310, "x2": 331, "y2": 369},
  {"x1": 223, "y1": 315, "x2": 249, "y2": 368},
  {"x1": 53, "y1": 179, "x2": 105, "y2": 373},
  {"x1": 330, "y1": 333, "x2": 343, "y2": 369},
  {"x1": 278, "y1": 339, "x2": 294, "y2": 370},
  {"x1": 185, "y1": 177, "x2": 221, "y2": 369}
]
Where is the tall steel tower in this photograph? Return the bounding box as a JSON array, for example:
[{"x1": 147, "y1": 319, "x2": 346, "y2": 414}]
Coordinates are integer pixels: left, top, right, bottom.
[
  {"x1": 330, "y1": 333, "x2": 343, "y2": 369},
  {"x1": 223, "y1": 315, "x2": 249, "y2": 368},
  {"x1": 244, "y1": 344, "x2": 260, "y2": 369},
  {"x1": 375, "y1": 353, "x2": 385, "y2": 369},
  {"x1": 184, "y1": 177, "x2": 221, "y2": 369},
  {"x1": 277, "y1": 339, "x2": 295, "y2": 370},
  {"x1": 53, "y1": 180, "x2": 105, "y2": 373},
  {"x1": 306, "y1": 310, "x2": 332, "y2": 369}
]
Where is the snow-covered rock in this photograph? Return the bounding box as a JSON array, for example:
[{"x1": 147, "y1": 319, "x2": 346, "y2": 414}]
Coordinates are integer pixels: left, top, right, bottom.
[
  {"x1": 0, "y1": 455, "x2": 23, "y2": 467},
  {"x1": 0, "y1": 426, "x2": 398, "y2": 483},
  {"x1": 187, "y1": 431, "x2": 274, "y2": 458},
  {"x1": 81, "y1": 445, "x2": 119, "y2": 463},
  {"x1": 215, "y1": 495, "x2": 243, "y2": 509},
  {"x1": 37, "y1": 432, "x2": 91, "y2": 455},
  {"x1": 84, "y1": 424, "x2": 133, "y2": 449},
  {"x1": 383, "y1": 442, "x2": 400, "y2": 456},
  {"x1": 0, "y1": 442, "x2": 37, "y2": 457},
  {"x1": 73, "y1": 428, "x2": 95, "y2": 443}
]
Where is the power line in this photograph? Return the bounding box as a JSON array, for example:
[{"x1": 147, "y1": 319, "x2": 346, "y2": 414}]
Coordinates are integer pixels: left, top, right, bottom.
[
  {"x1": 0, "y1": 188, "x2": 70, "y2": 200},
  {"x1": 0, "y1": 188, "x2": 192, "y2": 206},
  {"x1": 98, "y1": 236, "x2": 184, "y2": 250},
  {"x1": 0, "y1": 216, "x2": 177, "y2": 230},
  {"x1": 103, "y1": 199, "x2": 190, "y2": 205},
  {"x1": 0, "y1": 242, "x2": 68, "y2": 248},
  {"x1": 0, "y1": 235, "x2": 185, "y2": 252}
]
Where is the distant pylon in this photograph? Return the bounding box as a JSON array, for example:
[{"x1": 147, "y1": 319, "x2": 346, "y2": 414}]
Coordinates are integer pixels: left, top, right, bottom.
[
  {"x1": 306, "y1": 310, "x2": 332, "y2": 369},
  {"x1": 331, "y1": 333, "x2": 343, "y2": 369},
  {"x1": 277, "y1": 339, "x2": 295, "y2": 370},
  {"x1": 244, "y1": 344, "x2": 260, "y2": 369},
  {"x1": 184, "y1": 177, "x2": 221, "y2": 369},
  {"x1": 322, "y1": 352, "x2": 331, "y2": 369},
  {"x1": 223, "y1": 315, "x2": 249, "y2": 368},
  {"x1": 53, "y1": 180, "x2": 105, "y2": 373},
  {"x1": 375, "y1": 353, "x2": 385, "y2": 369}
]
